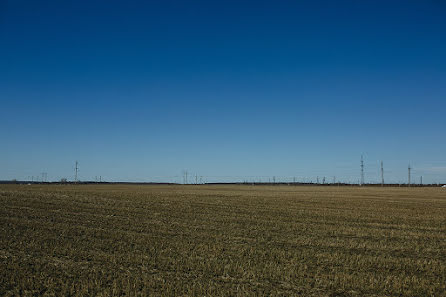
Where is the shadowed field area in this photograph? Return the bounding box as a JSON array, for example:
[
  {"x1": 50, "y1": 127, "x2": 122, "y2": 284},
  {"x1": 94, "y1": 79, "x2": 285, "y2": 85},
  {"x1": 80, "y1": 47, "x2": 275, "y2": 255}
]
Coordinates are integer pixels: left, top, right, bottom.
[{"x1": 0, "y1": 184, "x2": 445, "y2": 296}]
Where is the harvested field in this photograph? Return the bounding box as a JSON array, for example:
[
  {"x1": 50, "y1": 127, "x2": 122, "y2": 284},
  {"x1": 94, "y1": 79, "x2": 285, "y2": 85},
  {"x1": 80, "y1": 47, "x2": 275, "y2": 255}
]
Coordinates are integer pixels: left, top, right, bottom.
[{"x1": 0, "y1": 184, "x2": 445, "y2": 296}]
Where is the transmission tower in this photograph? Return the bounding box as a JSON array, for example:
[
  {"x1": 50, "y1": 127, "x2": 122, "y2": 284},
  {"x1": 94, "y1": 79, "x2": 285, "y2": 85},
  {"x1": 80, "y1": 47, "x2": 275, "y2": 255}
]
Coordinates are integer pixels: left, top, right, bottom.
[
  {"x1": 75, "y1": 161, "x2": 79, "y2": 183},
  {"x1": 360, "y1": 155, "x2": 364, "y2": 186},
  {"x1": 381, "y1": 161, "x2": 384, "y2": 186},
  {"x1": 408, "y1": 164, "x2": 411, "y2": 187},
  {"x1": 182, "y1": 170, "x2": 188, "y2": 184}
]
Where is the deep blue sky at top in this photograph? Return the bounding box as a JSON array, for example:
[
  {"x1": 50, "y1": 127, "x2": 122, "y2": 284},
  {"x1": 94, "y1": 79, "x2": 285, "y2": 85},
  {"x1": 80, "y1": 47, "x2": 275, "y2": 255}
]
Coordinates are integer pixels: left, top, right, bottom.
[{"x1": 1, "y1": 0, "x2": 446, "y2": 183}]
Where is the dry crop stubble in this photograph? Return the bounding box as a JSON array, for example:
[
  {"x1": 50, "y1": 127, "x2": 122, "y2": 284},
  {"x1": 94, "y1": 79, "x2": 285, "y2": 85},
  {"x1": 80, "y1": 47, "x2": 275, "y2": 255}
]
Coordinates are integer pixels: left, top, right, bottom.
[{"x1": 0, "y1": 184, "x2": 445, "y2": 296}]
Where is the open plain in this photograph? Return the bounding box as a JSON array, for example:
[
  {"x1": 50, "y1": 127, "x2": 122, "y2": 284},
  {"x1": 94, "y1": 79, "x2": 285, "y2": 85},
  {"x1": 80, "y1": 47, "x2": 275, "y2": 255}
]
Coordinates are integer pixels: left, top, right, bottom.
[{"x1": 0, "y1": 184, "x2": 445, "y2": 296}]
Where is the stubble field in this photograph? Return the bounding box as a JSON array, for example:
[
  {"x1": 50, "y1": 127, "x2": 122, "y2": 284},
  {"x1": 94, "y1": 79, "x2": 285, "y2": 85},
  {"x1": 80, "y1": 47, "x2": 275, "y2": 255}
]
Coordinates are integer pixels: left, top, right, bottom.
[{"x1": 0, "y1": 184, "x2": 445, "y2": 296}]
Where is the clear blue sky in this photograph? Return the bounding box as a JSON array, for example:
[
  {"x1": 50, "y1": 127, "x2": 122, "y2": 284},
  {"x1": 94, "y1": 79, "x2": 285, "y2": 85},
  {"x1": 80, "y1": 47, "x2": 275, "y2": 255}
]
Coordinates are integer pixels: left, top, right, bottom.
[{"x1": 1, "y1": 0, "x2": 445, "y2": 183}]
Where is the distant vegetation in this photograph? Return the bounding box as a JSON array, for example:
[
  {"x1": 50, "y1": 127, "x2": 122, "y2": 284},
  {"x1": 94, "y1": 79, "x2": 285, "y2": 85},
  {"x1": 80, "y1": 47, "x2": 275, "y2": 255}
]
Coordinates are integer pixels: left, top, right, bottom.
[{"x1": 0, "y1": 185, "x2": 445, "y2": 296}]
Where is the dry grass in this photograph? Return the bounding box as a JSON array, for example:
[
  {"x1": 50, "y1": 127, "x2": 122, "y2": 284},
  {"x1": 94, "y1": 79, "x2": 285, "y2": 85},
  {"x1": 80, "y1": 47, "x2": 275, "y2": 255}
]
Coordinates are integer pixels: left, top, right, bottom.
[{"x1": 0, "y1": 184, "x2": 445, "y2": 296}]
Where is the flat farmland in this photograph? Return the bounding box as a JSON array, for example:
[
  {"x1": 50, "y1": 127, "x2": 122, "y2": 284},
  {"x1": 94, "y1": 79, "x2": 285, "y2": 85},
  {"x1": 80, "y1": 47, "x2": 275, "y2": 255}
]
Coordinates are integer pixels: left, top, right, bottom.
[{"x1": 0, "y1": 184, "x2": 445, "y2": 296}]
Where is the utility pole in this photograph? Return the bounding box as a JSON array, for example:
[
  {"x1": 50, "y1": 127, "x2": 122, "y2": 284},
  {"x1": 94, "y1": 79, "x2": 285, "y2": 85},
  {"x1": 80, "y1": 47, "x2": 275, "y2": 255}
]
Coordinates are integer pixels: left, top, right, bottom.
[
  {"x1": 381, "y1": 161, "x2": 384, "y2": 187},
  {"x1": 408, "y1": 164, "x2": 411, "y2": 187},
  {"x1": 420, "y1": 176, "x2": 422, "y2": 185},
  {"x1": 317, "y1": 176, "x2": 319, "y2": 184},
  {"x1": 360, "y1": 155, "x2": 364, "y2": 186},
  {"x1": 75, "y1": 161, "x2": 79, "y2": 183}
]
